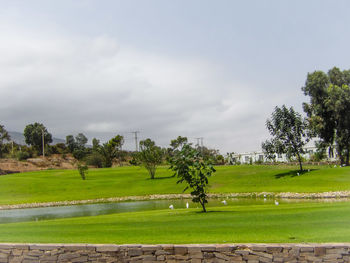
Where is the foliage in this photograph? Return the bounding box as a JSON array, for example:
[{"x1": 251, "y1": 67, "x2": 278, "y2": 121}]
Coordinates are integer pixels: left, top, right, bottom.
[
  {"x1": 16, "y1": 151, "x2": 31, "y2": 161},
  {"x1": 129, "y1": 152, "x2": 140, "y2": 166},
  {"x1": 302, "y1": 67, "x2": 350, "y2": 165},
  {"x1": 97, "y1": 135, "x2": 124, "y2": 168},
  {"x1": 48, "y1": 143, "x2": 67, "y2": 154},
  {"x1": 77, "y1": 163, "x2": 88, "y2": 180},
  {"x1": 136, "y1": 138, "x2": 163, "y2": 179},
  {"x1": 85, "y1": 152, "x2": 104, "y2": 168},
  {"x1": 23, "y1": 123, "x2": 52, "y2": 155},
  {"x1": 169, "y1": 141, "x2": 216, "y2": 212},
  {"x1": 66, "y1": 133, "x2": 90, "y2": 160},
  {"x1": 0, "y1": 125, "x2": 10, "y2": 158},
  {"x1": 66, "y1": 135, "x2": 76, "y2": 153},
  {"x1": 262, "y1": 105, "x2": 309, "y2": 171},
  {"x1": 92, "y1": 138, "x2": 100, "y2": 152}
]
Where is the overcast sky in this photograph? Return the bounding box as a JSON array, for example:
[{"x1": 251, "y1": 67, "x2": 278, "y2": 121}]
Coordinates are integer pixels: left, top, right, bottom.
[{"x1": 1, "y1": 0, "x2": 350, "y2": 153}]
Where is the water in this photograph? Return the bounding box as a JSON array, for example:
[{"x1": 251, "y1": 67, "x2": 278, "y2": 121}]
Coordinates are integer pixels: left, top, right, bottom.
[{"x1": 0, "y1": 198, "x2": 348, "y2": 224}]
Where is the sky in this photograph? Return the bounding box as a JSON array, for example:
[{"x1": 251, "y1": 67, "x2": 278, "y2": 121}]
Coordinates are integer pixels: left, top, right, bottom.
[{"x1": 1, "y1": 0, "x2": 350, "y2": 153}]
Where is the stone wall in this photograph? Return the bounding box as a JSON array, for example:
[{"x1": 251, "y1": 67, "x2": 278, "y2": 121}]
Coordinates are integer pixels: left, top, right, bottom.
[{"x1": 0, "y1": 243, "x2": 349, "y2": 262}]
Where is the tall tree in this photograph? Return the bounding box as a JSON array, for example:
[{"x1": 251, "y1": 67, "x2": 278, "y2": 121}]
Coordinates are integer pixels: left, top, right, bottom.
[
  {"x1": 66, "y1": 135, "x2": 76, "y2": 153},
  {"x1": 0, "y1": 125, "x2": 10, "y2": 158},
  {"x1": 302, "y1": 67, "x2": 350, "y2": 165},
  {"x1": 24, "y1": 123, "x2": 52, "y2": 155},
  {"x1": 75, "y1": 133, "x2": 88, "y2": 148},
  {"x1": 262, "y1": 105, "x2": 309, "y2": 172},
  {"x1": 136, "y1": 138, "x2": 163, "y2": 179}
]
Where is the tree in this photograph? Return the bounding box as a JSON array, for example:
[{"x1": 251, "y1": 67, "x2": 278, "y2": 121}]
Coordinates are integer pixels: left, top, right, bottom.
[
  {"x1": 302, "y1": 67, "x2": 350, "y2": 165},
  {"x1": 24, "y1": 123, "x2": 52, "y2": 155},
  {"x1": 136, "y1": 138, "x2": 163, "y2": 179},
  {"x1": 262, "y1": 105, "x2": 309, "y2": 172},
  {"x1": 98, "y1": 135, "x2": 124, "y2": 167},
  {"x1": 66, "y1": 135, "x2": 76, "y2": 153},
  {"x1": 0, "y1": 125, "x2": 10, "y2": 158},
  {"x1": 75, "y1": 133, "x2": 88, "y2": 148},
  {"x1": 77, "y1": 163, "x2": 88, "y2": 180},
  {"x1": 169, "y1": 140, "x2": 216, "y2": 212}
]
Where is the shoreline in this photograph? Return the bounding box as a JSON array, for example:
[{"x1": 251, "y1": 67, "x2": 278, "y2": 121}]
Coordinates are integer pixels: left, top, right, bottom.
[{"x1": 1, "y1": 191, "x2": 350, "y2": 210}]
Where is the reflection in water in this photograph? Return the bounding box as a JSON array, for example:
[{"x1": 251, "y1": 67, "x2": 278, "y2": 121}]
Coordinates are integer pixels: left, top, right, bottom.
[{"x1": 0, "y1": 197, "x2": 349, "y2": 224}]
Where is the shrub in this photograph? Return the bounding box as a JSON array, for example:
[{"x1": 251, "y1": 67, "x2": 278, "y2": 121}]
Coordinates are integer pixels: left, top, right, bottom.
[
  {"x1": 85, "y1": 152, "x2": 104, "y2": 168},
  {"x1": 17, "y1": 151, "x2": 31, "y2": 161},
  {"x1": 77, "y1": 163, "x2": 88, "y2": 180}
]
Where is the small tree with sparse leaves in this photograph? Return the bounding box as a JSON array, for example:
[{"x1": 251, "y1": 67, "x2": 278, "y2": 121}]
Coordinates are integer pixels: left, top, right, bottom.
[
  {"x1": 77, "y1": 163, "x2": 88, "y2": 180},
  {"x1": 169, "y1": 140, "x2": 216, "y2": 212}
]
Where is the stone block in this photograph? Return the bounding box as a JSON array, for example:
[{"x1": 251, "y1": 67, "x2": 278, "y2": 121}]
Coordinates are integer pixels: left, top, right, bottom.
[
  {"x1": 266, "y1": 246, "x2": 282, "y2": 253},
  {"x1": 189, "y1": 252, "x2": 203, "y2": 259},
  {"x1": 157, "y1": 255, "x2": 165, "y2": 260},
  {"x1": 251, "y1": 251, "x2": 273, "y2": 259},
  {"x1": 300, "y1": 247, "x2": 314, "y2": 252},
  {"x1": 71, "y1": 256, "x2": 89, "y2": 262},
  {"x1": 201, "y1": 246, "x2": 216, "y2": 252},
  {"x1": 95, "y1": 245, "x2": 119, "y2": 252},
  {"x1": 58, "y1": 252, "x2": 80, "y2": 260},
  {"x1": 128, "y1": 249, "x2": 142, "y2": 257},
  {"x1": 174, "y1": 246, "x2": 188, "y2": 255}
]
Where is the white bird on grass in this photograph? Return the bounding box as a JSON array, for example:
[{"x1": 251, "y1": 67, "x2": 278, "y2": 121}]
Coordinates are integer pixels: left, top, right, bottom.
[
  {"x1": 186, "y1": 202, "x2": 189, "y2": 209},
  {"x1": 297, "y1": 172, "x2": 300, "y2": 176},
  {"x1": 169, "y1": 205, "x2": 174, "y2": 210},
  {"x1": 221, "y1": 200, "x2": 227, "y2": 205},
  {"x1": 274, "y1": 200, "x2": 279, "y2": 206}
]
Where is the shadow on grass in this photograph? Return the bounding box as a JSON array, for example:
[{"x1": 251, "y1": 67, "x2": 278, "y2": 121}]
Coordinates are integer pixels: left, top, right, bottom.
[
  {"x1": 194, "y1": 210, "x2": 235, "y2": 214},
  {"x1": 148, "y1": 175, "x2": 175, "y2": 180},
  {"x1": 274, "y1": 169, "x2": 318, "y2": 179}
]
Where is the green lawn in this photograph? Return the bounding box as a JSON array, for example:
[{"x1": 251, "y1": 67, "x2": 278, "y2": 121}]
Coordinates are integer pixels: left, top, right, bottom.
[
  {"x1": 0, "y1": 165, "x2": 349, "y2": 205},
  {"x1": 1, "y1": 201, "x2": 350, "y2": 243}
]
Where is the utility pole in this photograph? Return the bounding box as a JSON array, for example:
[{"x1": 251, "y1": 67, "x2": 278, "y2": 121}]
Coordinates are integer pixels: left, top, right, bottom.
[
  {"x1": 42, "y1": 129, "x2": 45, "y2": 157},
  {"x1": 195, "y1": 137, "x2": 200, "y2": 147},
  {"x1": 132, "y1": 131, "x2": 140, "y2": 152}
]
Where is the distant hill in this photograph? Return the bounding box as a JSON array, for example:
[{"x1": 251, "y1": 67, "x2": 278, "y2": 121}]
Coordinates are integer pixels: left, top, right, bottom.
[{"x1": 8, "y1": 131, "x2": 65, "y2": 145}]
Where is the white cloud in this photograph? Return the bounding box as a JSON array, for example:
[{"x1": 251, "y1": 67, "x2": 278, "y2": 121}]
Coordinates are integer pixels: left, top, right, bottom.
[{"x1": 0, "y1": 22, "x2": 286, "y2": 153}]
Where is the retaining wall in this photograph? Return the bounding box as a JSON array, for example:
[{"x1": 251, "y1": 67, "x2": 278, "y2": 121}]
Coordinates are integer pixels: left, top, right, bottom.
[{"x1": 0, "y1": 243, "x2": 349, "y2": 262}]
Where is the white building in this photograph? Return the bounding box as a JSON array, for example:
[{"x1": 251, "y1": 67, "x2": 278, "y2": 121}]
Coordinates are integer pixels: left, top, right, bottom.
[{"x1": 230, "y1": 143, "x2": 337, "y2": 164}]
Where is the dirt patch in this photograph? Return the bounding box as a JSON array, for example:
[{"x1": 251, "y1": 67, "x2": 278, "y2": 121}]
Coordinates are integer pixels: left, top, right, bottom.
[{"x1": 0, "y1": 155, "x2": 76, "y2": 173}]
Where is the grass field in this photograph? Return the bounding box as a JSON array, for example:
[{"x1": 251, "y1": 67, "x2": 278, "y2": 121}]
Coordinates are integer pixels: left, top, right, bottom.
[
  {"x1": 0, "y1": 201, "x2": 350, "y2": 243},
  {"x1": 0, "y1": 165, "x2": 349, "y2": 205}
]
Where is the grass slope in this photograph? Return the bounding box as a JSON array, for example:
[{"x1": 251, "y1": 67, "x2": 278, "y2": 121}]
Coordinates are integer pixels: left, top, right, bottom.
[
  {"x1": 0, "y1": 165, "x2": 349, "y2": 205},
  {"x1": 0, "y1": 202, "x2": 350, "y2": 243}
]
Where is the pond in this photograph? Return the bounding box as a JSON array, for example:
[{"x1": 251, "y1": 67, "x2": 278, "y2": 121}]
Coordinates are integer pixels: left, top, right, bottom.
[{"x1": 0, "y1": 198, "x2": 348, "y2": 224}]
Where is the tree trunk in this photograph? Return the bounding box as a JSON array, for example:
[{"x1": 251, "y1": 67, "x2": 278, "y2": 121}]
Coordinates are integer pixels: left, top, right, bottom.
[
  {"x1": 297, "y1": 152, "x2": 303, "y2": 172},
  {"x1": 199, "y1": 200, "x2": 206, "y2": 213},
  {"x1": 346, "y1": 147, "x2": 349, "y2": 166}
]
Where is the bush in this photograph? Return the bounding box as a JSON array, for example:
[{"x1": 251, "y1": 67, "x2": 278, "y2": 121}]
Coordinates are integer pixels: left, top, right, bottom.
[
  {"x1": 77, "y1": 163, "x2": 88, "y2": 180},
  {"x1": 85, "y1": 152, "x2": 104, "y2": 168},
  {"x1": 73, "y1": 148, "x2": 89, "y2": 160},
  {"x1": 17, "y1": 151, "x2": 31, "y2": 161}
]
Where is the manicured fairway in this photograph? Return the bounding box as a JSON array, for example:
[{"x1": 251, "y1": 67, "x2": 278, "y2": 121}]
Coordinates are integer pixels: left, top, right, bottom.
[
  {"x1": 0, "y1": 165, "x2": 349, "y2": 205},
  {"x1": 0, "y1": 201, "x2": 350, "y2": 243}
]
